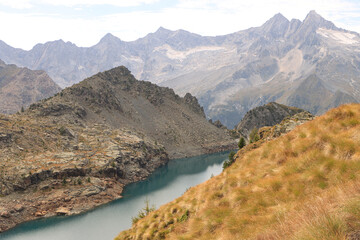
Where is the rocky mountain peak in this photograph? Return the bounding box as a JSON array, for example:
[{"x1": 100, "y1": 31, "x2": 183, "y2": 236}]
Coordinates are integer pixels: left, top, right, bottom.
[
  {"x1": 47, "y1": 39, "x2": 71, "y2": 46},
  {"x1": 96, "y1": 65, "x2": 132, "y2": 83},
  {"x1": 268, "y1": 13, "x2": 289, "y2": 24},
  {"x1": 99, "y1": 33, "x2": 122, "y2": 44},
  {"x1": 155, "y1": 26, "x2": 172, "y2": 34},
  {"x1": 259, "y1": 12, "x2": 290, "y2": 38},
  {"x1": 303, "y1": 10, "x2": 336, "y2": 30},
  {"x1": 28, "y1": 66, "x2": 235, "y2": 159},
  {"x1": 184, "y1": 92, "x2": 206, "y2": 118},
  {"x1": 235, "y1": 102, "x2": 306, "y2": 139},
  {"x1": 32, "y1": 39, "x2": 77, "y2": 52},
  {"x1": 305, "y1": 10, "x2": 323, "y2": 21},
  {"x1": 146, "y1": 26, "x2": 173, "y2": 40}
]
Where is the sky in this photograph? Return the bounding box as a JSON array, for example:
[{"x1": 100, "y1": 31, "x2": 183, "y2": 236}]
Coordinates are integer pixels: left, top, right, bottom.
[{"x1": 1, "y1": 0, "x2": 360, "y2": 50}]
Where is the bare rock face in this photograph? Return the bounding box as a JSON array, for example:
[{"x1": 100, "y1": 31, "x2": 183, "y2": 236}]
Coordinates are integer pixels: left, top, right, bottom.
[
  {"x1": 183, "y1": 93, "x2": 206, "y2": 118},
  {"x1": 235, "y1": 102, "x2": 306, "y2": 139},
  {"x1": 258, "y1": 111, "x2": 315, "y2": 140},
  {"x1": 0, "y1": 60, "x2": 61, "y2": 114},
  {"x1": 0, "y1": 210, "x2": 10, "y2": 218},
  {"x1": 55, "y1": 207, "x2": 71, "y2": 216}
]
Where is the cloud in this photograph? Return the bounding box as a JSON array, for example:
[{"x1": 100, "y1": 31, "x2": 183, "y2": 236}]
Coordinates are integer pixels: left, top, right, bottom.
[
  {"x1": 0, "y1": 0, "x2": 32, "y2": 9},
  {"x1": 38, "y1": 0, "x2": 159, "y2": 7}
]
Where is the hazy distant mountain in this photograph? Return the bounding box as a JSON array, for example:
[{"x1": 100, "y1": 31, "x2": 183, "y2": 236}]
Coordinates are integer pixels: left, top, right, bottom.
[
  {"x1": 0, "y1": 60, "x2": 61, "y2": 114},
  {"x1": 0, "y1": 10, "x2": 359, "y2": 127}
]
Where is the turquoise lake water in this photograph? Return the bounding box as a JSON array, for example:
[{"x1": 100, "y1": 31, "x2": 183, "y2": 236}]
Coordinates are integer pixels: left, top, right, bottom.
[{"x1": 0, "y1": 151, "x2": 229, "y2": 240}]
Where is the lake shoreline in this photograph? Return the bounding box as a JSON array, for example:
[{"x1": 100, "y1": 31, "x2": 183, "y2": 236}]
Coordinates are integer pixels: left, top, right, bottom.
[{"x1": 0, "y1": 148, "x2": 233, "y2": 235}]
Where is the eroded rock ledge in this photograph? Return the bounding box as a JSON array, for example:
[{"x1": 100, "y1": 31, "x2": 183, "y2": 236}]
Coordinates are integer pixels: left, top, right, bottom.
[{"x1": 0, "y1": 118, "x2": 168, "y2": 232}]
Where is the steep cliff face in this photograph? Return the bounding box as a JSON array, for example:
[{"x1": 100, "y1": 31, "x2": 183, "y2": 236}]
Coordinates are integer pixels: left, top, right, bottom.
[
  {"x1": 235, "y1": 102, "x2": 305, "y2": 139},
  {"x1": 0, "y1": 60, "x2": 61, "y2": 114},
  {"x1": 0, "y1": 66, "x2": 235, "y2": 232}
]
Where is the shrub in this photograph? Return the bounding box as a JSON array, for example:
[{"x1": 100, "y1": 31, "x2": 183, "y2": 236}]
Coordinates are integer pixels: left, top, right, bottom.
[
  {"x1": 249, "y1": 128, "x2": 260, "y2": 143},
  {"x1": 223, "y1": 151, "x2": 236, "y2": 170},
  {"x1": 238, "y1": 137, "x2": 246, "y2": 149},
  {"x1": 132, "y1": 199, "x2": 156, "y2": 224},
  {"x1": 59, "y1": 126, "x2": 67, "y2": 136},
  {"x1": 178, "y1": 210, "x2": 189, "y2": 222}
]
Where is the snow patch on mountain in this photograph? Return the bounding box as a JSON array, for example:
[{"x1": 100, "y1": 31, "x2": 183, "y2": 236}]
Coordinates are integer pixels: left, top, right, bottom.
[
  {"x1": 317, "y1": 28, "x2": 359, "y2": 45},
  {"x1": 154, "y1": 45, "x2": 227, "y2": 60}
]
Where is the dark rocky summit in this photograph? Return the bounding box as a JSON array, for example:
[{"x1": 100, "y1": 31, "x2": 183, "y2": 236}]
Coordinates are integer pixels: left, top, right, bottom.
[
  {"x1": 257, "y1": 111, "x2": 315, "y2": 141},
  {"x1": 0, "y1": 66, "x2": 235, "y2": 232},
  {"x1": 235, "y1": 102, "x2": 306, "y2": 139},
  {"x1": 29, "y1": 66, "x2": 235, "y2": 158}
]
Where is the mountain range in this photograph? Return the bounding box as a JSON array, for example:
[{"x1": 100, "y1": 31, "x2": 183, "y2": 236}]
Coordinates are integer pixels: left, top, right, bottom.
[{"x1": 0, "y1": 10, "x2": 359, "y2": 127}]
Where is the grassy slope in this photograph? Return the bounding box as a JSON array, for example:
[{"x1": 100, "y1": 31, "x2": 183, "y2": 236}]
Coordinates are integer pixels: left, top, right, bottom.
[{"x1": 116, "y1": 104, "x2": 360, "y2": 240}]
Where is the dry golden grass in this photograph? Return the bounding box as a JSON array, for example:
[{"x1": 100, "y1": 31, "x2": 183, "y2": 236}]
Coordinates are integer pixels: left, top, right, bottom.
[{"x1": 116, "y1": 104, "x2": 360, "y2": 240}]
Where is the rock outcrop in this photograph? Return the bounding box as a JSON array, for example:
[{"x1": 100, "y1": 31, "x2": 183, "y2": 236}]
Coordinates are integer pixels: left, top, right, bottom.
[
  {"x1": 257, "y1": 111, "x2": 315, "y2": 141},
  {"x1": 235, "y1": 102, "x2": 306, "y2": 139}
]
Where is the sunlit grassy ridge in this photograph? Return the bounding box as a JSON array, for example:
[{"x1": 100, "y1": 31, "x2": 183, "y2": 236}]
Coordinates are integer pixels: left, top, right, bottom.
[{"x1": 116, "y1": 104, "x2": 360, "y2": 240}]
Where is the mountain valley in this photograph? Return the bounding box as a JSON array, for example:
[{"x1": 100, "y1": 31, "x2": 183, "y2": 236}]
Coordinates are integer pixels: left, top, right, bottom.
[
  {"x1": 0, "y1": 7, "x2": 360, "y2": 240},
  {"x1": 0, "y1": 66, "x2": 235, "y2": 232}
]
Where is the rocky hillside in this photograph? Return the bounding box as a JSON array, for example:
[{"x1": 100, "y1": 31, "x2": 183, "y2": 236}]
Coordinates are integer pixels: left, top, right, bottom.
[
  {"x1": 0, "y1": 111, "x2": 168, "y2": 233},
  {"x1": 29, "y1": 66, "x2": 235, "y2": 159},
  {"x1": 0, "y1": 66, "x2": 235, "y2": 232},
  {"x1": 0, "y1": 60, "x2": 61, "y2": 114},
  {"x1": 235, "y1": 102, "x2": 306, "y2": 139},
  {"x1": 0, "y1": 11, "x2": 359, "y2": 127},
  {"x1": 117, "y1": 103, "x2": 360, "y2": 240}
]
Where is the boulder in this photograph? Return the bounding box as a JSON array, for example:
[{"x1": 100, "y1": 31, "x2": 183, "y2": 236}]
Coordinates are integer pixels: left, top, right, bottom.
[
  {"x1": 1, "y1": 210, "x2": 10, "y2": 218},
  {"x1": 81, "y1": 186, "x2": 102, "y2": 197},
  {"x1": 35, "y1": 211, "x2": 46, "y2": 217},
  {"x1": 14, "y1": 204, "x2": 24, "y2": 212},
  {"x1": 55, "y1": 207, "x2": 70, "y2": 216}
]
